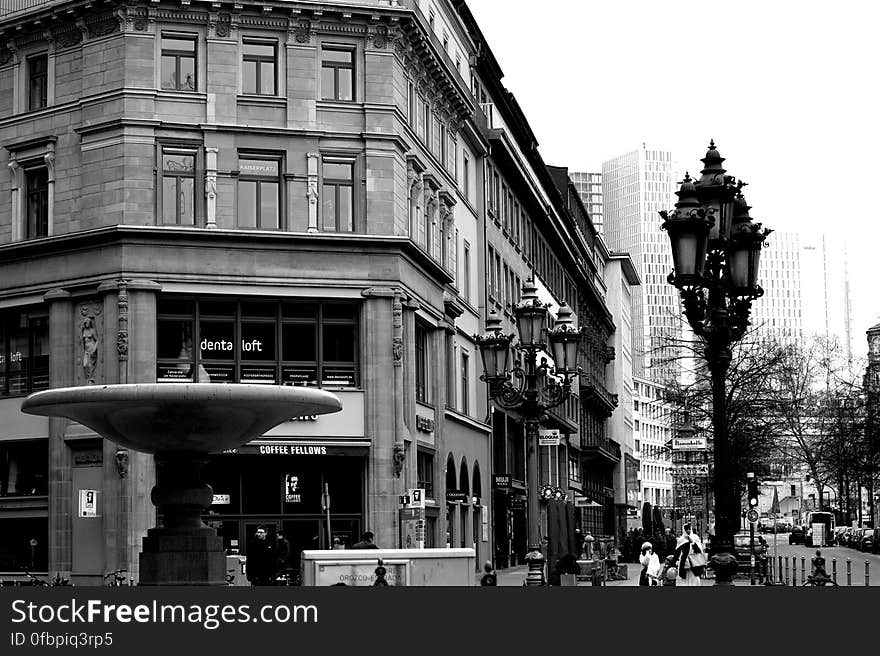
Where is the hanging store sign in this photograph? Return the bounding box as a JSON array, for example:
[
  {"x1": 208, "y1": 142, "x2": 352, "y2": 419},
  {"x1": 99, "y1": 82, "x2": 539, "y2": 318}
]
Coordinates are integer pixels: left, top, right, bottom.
[
  {"x1": 538, "y1": 429, "x2": 561, "y2": 447},
  {"x1": 574, "y1": 495, "x2": 602, "y2": 508},
  {"x1": 493, "y1": 474, "x2": 511, "y2": 488},
  {"x1": 672, "y1": 436, "x2": 707, "y2": 451},
  {"x1": 673, "y1": 464, "x2": 709, "y2": 476},
  {"x1": 212, "y1": 494, "x2": 231, "y2": 505},
  {"x1": 446, "y1": 490, "x2": 467, "y2": 503}
]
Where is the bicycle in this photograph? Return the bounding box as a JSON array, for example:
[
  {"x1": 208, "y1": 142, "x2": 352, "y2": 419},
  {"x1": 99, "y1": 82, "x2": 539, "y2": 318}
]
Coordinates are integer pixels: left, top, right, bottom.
[{"x1": 25, "y1": 572, "x2": 50, "y2": 586}]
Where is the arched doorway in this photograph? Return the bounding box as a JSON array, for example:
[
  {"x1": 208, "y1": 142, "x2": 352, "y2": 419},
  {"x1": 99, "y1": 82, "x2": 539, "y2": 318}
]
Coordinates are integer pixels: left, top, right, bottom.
[
  {"x1": 458, "y1": 458, "x2": 470, "y2": 549},
  {"x1": 445, "y1": 453, "x2": 456, "y2": 548}
]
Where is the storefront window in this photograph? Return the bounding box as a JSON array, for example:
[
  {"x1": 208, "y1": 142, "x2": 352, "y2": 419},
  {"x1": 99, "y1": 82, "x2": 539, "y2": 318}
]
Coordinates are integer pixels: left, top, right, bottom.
[
  {"x1": 157, "y1": 298, "x2": 359, "y2": 388},
  {"x1": 0, "y1": 517, "x2": 47, "y2": 571},
  {"x1": 0, "y1": 310, "x2": 49, "y2": 397},
  {"x1": 0, "y1": 440, "x2": 48, "y2": 497}
]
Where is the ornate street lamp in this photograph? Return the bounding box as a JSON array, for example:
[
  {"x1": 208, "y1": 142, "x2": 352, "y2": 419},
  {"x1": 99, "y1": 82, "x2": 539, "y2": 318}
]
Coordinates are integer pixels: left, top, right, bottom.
[
  {"x1": 475, "y1": 279, "x2": 584, "y2": 585},
  {"x1": 661, "y1": 141, "x2": 772, "y2": 585}
]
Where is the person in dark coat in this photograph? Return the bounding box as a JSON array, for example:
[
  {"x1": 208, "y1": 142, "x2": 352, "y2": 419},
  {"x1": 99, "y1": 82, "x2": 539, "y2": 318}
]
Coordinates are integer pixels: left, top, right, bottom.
[
  {"x1": 480, "y1": 561, "x2": 498, "y2": 586},
  {"x1": 247, "y1": 525, "x2": 278, "y2": 586},
  {"x1": 276, "y1": 530, "x2": 291, "y2": 579},
  {"x1": 352, "y1": 531, "x2": 379, "y2": 549}
]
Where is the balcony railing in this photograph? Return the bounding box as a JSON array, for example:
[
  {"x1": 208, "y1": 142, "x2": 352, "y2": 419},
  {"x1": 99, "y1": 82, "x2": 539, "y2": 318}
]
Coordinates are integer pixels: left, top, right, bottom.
[{"x1": 581, "y1": 434, "x2": 622, "y2": 464}]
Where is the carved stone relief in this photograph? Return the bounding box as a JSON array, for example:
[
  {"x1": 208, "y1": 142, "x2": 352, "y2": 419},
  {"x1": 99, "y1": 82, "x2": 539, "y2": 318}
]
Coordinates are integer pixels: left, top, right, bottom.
[{"x1": 79, "y1": 302, "x2": 103, "y2": 385}]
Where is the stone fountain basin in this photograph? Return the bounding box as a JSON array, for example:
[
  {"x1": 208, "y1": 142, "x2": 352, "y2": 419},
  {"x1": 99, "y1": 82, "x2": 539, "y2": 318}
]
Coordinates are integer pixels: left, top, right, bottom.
[{"x1": 21, "y1": 383, "x2": 342, "y2": 454}]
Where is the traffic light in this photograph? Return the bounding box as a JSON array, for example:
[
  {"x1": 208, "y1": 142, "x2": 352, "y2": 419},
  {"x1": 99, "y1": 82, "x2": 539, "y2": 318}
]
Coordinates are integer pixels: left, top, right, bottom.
[{"x1": 748, "y1": 478, "x2": 759, "y2": 508}]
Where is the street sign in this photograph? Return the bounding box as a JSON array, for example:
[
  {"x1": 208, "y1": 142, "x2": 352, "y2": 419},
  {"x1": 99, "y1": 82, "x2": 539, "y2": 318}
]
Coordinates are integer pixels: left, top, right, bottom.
[
  {"x1": 79, "y1": 489, "x2": 99, "y2": 517},
  {"x1": 672, "y1": 436, "x2": 707, "y2": 451},
  {"x1": 408, "y1": 488, "x2": 425, "y2": 508},
  {"x1": 538, "y1": 429, "x2": 561, "y2": 446},
  {"x1": 747, "y1": 509, "x2": 759, "y2": 523}
]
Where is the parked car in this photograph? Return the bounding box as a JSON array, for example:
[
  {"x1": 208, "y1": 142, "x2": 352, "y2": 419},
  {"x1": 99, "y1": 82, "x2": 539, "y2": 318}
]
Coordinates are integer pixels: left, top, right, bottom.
[
  {"x1": 858, "y1": 529, "x2": 875, "y2": 552},
  {"x1": 789, "y1": 525, "x2": 806, "y2": 545},
  {"x1": 850, "y1": 528, "x2": 865, "y2": 548}
]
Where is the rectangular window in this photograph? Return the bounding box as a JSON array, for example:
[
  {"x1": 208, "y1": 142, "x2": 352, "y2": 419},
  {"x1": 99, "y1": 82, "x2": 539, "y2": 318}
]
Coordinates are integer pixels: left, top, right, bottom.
[
  {"x1": 157, "y1": 298, "x2": 359, "y2": 388},
  {"x1": 321, "y1": 47, "x2": 354, "y2": 101},
  {"x1": 462, "y1": 153, "x2": 470, "y2": 201},
  {"x1": 27, "y1": 54, "x2": 48, "y2": 111},
  {"x1": 161, "y1": 34, "x2": 196, "y2": 91},
  {"x1": 445, "y1": 334, "x2": 455, "y2": 408},
  {"x1": 237, "y1": 157, "x2": 280, "y2": 230},
  {"x1": 25, "y1": 168, "x2": 49, "y2": 239},
  {"x1": 460, "y1": 351, "x2": 469, "y2": 415},
  {"x1": 463, "y1": 240, "x2": 471, "y2": 303},
  {"x1": 321, "y1": 158, "x2": 355, "y2": 232},
  {"x1": 161, "y1": 148, "x2": 196, "y2": 226},
  {"x1": 0, "y1": 310, "x2": 49, "y2": 397},
  {"x1": 242, "y1": 39, "x2": 277, "y2": 95},
  {"x1": 417, "y1": 450, "x2": 434, "y2": 499},
  {"x1": 488, "y1": 245, "x2": 496, "y2": 298},
  {"x1": 415, "y1": 323, "x2": 429, "y2": 404}
]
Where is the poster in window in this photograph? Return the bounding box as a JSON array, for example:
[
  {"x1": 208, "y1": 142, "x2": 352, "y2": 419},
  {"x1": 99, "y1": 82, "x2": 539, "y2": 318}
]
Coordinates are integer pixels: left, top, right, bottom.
[
  {"x1": 157, "y1": 365, "x2": 192, "y2": 382},
  {"x1": 284, "y1": 474, "x2": 301, "y2": 503},
  {"x1": 321, "y1": 366, "x2": 356, "y2": 387},
  {"x1": 282, "y1": 366, "x2": 318, "y2": 387},
  {"x1": 203, "y1": 364, "x2": 234, "y2": 383},
  {"x1": 240, "y1": 366, "x2": 277, "y2": 384}
]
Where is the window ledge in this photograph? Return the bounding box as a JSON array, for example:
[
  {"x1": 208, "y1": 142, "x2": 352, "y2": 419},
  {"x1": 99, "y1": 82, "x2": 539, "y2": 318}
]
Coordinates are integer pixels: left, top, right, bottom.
[
  {"x1": 317, "y1": 99, "x2": 361, "y2": 109},
  {"x1": 157, "y1": 90, "x2": 207, "y2": 101},
  {"x1": 237, "y1": 95, "x2": 287, "y2": 107}
]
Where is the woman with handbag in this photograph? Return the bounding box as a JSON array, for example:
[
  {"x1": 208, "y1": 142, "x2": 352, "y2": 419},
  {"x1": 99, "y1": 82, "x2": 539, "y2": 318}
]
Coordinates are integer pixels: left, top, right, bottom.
[{"x1": 674, "y1": 523, "x2": 705, "y2": 586}]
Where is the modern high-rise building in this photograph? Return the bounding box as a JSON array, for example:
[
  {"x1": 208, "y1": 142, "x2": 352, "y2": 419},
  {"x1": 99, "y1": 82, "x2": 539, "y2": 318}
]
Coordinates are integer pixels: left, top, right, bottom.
[
  {"x1": 601, "y1": 145, "x2": 680, "y2": 384},
  {"x1": 748, "y1": 231, "x2": 804, "y2": 343},
  {"x1": 570, "y1": 171, "x2": 604, "y2": 235},
  {"x1": 800, "y1": 233, "x2": 855, "y2": 362}
]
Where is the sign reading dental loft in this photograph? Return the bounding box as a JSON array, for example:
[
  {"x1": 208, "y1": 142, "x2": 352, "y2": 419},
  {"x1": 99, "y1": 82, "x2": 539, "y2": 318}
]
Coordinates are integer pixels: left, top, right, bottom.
[{"x1": 200, "y1": 338, "x2": 264, "y2": 353}]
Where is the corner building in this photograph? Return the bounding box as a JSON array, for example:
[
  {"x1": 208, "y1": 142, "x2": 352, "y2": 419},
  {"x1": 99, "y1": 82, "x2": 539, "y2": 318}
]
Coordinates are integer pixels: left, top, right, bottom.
[{"x1": 0, "y1": 0, "x2": 492, "y2": 582}]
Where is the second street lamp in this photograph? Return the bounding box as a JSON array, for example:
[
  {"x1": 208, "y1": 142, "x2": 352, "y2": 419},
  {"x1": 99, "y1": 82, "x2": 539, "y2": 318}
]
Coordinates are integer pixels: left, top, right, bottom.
[
  {"x1": 661, "y1": 141, "x2": 772, "y2": 585},
  {"x1": 475, "y1": 279, "x2": 583, "y2": 585}
]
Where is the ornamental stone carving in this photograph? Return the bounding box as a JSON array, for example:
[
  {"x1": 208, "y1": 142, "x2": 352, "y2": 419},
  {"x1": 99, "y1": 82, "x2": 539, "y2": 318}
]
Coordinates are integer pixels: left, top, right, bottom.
[
  {"x1": 117, "y1": 280, "x2": 129, "y2": 361},
  {"x1": 79, "y1": 303, "x2": 103, "y2": 385}
]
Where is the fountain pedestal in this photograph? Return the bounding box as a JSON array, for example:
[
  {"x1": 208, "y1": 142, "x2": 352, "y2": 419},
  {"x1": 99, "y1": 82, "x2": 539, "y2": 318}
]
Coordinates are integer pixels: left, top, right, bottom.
[{"x1": 22, "y1": 384, "x2": 342, "y2": 586}]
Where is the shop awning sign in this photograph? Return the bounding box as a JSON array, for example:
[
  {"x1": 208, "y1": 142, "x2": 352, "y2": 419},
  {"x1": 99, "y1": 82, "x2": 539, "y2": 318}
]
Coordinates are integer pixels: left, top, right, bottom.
[
  {"x1": 446, "y1": 490, "x2": 467, "y2": 503},
  {"x1": 673, "y1": 463, "x2": 709, "y2": 476}
]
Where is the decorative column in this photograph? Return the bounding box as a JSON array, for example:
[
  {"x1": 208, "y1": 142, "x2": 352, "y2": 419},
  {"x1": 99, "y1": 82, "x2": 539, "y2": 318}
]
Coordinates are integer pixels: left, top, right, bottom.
[
  {"x1": 204, "y1": 148, "x2": 218, "y2": 229},
  {"x1": 44, "y1": 143, "x2": 55, "y2": 237},
  {"x1": 307, "y1": 153, "x2": 319, "y2": 233},
  {"x1": 8, "y1": 155, "x2": 21, "y2": 242}
]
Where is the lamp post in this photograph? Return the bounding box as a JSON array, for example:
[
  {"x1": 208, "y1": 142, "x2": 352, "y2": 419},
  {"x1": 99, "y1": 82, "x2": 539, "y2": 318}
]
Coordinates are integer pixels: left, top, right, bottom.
[
  {"x1": 661, "y1": 141, "x2": 772, "y2": 585},
  {"x1": 475, "y1": 280, "x2": 583, "y2": 585},
  {"x1": 865, "y1": 324, "x2": 880, "y2": 527}
]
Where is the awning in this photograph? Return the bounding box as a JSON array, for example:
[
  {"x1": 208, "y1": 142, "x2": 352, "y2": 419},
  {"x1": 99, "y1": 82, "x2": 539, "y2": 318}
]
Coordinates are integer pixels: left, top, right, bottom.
[{"x1": 219, "y1": 438, "x2": 370, "y2": 457}]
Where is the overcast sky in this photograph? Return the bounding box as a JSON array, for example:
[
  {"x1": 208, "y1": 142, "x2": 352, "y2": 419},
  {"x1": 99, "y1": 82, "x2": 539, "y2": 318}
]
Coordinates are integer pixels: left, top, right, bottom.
[{"x1": 468, "y1": 0, "x2": 880, "y2": 346}]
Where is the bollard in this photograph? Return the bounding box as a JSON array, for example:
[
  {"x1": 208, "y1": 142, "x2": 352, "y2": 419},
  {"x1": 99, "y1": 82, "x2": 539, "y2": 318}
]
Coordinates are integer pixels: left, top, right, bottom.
[
  {"x1": 866, "y1": 561, "x2": 870, "y2": 587},
  {"x1": 792, "y1": 558, "x2": 797, "y2": 586},
  {"x1": 785, "y1": 558, "x2": 790, "y2": 585},
  {"x1": 847, "y1": 558, "x2": 852, "y2": 586},
  {"x1": 801, "y1": 557, "x2": 806, "y2": 582},
  {"x1": 778, "y1": 556, "x2": 783, "y2": 584},
  {"x1": 832, "y1": 558, "x2": 837, "y2": 585}
]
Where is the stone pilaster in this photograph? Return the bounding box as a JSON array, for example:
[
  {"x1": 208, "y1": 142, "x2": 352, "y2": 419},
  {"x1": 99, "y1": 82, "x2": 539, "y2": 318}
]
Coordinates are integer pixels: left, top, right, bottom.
[
  {"x1": 361, "y1": 288, "x2": 398, "y2": 549},
  {"x1": 44, "y1": 288, "x2": 74, "y2": 576}
]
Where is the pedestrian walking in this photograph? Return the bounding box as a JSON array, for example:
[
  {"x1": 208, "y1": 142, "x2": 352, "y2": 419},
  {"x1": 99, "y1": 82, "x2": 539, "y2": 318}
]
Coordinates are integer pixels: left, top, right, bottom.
[
  {"x1": 246, "y1": 525, "x2": 278, "y2": 586},
  {"x1": 673, "y1": 523, "x2": 705, "y2": 587},
  {"x1": 638, "y1": 541, "x2": 661, "y2": 586}
]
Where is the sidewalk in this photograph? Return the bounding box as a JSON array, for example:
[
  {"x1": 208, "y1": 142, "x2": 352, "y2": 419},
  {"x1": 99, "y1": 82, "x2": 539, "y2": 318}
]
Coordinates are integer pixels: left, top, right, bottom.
[{"x1": 490, "y1": 564, "x2": 761, "y2": 586}]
